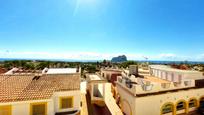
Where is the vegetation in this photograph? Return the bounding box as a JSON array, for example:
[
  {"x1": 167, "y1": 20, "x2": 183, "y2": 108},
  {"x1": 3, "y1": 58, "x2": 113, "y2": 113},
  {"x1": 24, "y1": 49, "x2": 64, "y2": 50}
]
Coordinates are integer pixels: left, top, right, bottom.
[
  {"x1": 0, "y1": 60, "x2": 100, "y2": 76},
  {"x1": 0, "y1": 59, "x2": 138, "y2": 69},
  {"x1": 3, "y1": 60, "x2": 33, "y2": 69},
  {"x1": 81, "y1": 64, "x2": 98, "y2": 73},
  {"x1": 117, "y1": 61, "x2": 138, "y2": 68},
  {"x1": 1, "y1": 59, "x2": 203, "y2": 75}
]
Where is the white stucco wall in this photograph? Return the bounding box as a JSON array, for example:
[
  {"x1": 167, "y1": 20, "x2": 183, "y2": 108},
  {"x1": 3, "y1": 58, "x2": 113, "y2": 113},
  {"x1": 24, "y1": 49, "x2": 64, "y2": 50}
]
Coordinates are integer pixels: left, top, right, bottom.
[
  {"x1": 135, "y1": 88, "x2": 204, "y2": 115},
  {"x1": 150, "y1": 68, "x2": 204, "y2": 82},
  {"x1": 0, "y1": 99, "x2": 54, "y2": 115},
  {"x1": 0, "y1": 90, "x2": 81, "y2": 115},
  {"x1": 101, "y1": 70, "x2": 121, "y2": 81},
  {"x1": 183, "y1": 72, "x2": 204, "y2": 80},
  {"x1": 53, "y1": 90, "x2": 81, "y2": 113},
  {"x1": 117, "y1": 84, "x2": 204, "y2": 115},
  {"x1": 12, "y1": 103, "x2": 29, "y2": 115},
  {"x1": 116, "y1": 85, "x2": 136, "y2": 115}
]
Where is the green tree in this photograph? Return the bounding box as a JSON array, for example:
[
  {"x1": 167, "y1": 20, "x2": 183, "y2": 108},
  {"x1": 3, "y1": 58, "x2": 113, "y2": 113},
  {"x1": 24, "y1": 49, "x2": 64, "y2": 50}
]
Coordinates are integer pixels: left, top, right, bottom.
[
  {"x1": 119, "y1": 61, "x2": 138, "y2": 68},
  {"x1": 24, "y1": 63, "x2": 35, "y2": 70},
  {"x1": 86, "y1": 65, "x2": 97, "y2": 73},
  {"x1": 36, "y1": 61, "x2": 50, "y2": 70}
]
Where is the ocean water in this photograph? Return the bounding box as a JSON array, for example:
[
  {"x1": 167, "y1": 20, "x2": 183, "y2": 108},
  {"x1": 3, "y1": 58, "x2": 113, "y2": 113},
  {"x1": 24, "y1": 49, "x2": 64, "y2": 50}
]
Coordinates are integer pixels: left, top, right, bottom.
[{"x1": 0, "y1": 58, "x2": 204, "y2": 64}]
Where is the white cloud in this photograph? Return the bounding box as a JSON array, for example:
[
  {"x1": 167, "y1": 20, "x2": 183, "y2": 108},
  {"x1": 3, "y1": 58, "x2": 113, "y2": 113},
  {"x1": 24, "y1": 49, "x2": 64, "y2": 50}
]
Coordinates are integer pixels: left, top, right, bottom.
[
  {"x1": 157, "y1": 53, "x2": 177, "y2": 60},
  {"x1": 195, "y1": 54, "x2": 204, "y2": 61},
  {"x1": 158, "y1": 53, "x2": 176, "y2": 58},
  {"x1": 0, "y1": 51, "x2": 143, "y2": 60},
  {"x1": 0, "y1": 51, "x2": 109, "y2": 60}
]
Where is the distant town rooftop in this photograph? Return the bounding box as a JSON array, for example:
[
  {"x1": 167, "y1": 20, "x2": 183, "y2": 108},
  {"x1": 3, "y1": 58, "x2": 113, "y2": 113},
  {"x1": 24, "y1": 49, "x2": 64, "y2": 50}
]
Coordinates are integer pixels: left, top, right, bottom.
[
  {"x1": 43, "y1": 68, "x2": 79, "y2": 74},
  {"x1": 89, "y1": 74, "x2": 102, "y2": 81},
  {"x1": 101, "y1": 68, "x2": 122, "y2": 72},
  {"x1": 86, "y1": 74, "x2": 106, "y2": 83},
  {"x1": 4, "y1": 68, "x2": 41, "y2": 75}
]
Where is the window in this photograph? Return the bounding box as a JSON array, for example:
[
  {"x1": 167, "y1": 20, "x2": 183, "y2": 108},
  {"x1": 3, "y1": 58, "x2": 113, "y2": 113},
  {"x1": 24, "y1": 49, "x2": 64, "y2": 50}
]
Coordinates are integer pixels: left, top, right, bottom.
[
  {"x1": 60, "y1": 97, "x2": 74, "y2": 109},
  {"x1": 165, "y1": 72, "x2": 168, "y2": 80},
  {"x1": 171, "y1": 73, "x2": 174, "y2": 81},
  {"x1": 176, "y1": 101, "x2": 185, "y2": 111},
  {"x1": 178, "y1": 75, "x2": 182, "y2": 82},
  {"x1": 161, "y1": 72, "x2": 163, "y2": 78},
  {"x1": 30, "y1": 103, "x2": 47, "y2": 115},
  {"x1": 0, "y1": 105, "x2": 12, "y2": 115},
  {"x1": 106, "y1": 74, "x2": 110, "y2": 81},
  {"x1": 161, "y1": 103, "x2": 173, "y2": 114},
  {"x1": 189, "y1": 99, "x2": 197, "y2": 108},
  {"x1": 184, "y1": 81, "x2": 191, "y2": 86},
  {"x1": 161, "y1": 83, "x2": 170, "y2": 89},
  {"x1": 200, "y1": 97, "x2": 204, "y2": 108}
]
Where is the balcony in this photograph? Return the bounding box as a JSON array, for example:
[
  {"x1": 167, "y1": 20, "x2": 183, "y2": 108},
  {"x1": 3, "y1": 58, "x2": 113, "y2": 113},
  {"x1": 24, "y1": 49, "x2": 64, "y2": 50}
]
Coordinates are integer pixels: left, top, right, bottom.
[{"x1": 116, "y1": 76, "x2": 196, "y2": 95}]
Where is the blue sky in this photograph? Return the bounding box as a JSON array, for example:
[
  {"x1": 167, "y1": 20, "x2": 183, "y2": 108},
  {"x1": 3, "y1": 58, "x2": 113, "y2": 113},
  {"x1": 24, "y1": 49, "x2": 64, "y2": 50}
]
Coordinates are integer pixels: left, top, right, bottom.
[{"x1": 0, "y1": 0, "x2": 204, "y2": 61}]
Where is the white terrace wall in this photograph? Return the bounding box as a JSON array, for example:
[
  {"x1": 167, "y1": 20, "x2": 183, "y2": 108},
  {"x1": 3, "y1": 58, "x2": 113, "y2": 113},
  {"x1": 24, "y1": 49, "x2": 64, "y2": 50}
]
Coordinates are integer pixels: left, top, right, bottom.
[
  {"x1": 135, "y1": 88, "x2": 204, "y2": 115},
  {"x1": 117, "y1": 85, "x2": 204, "y2": 115},
  {"x1": 116, "y1": 85, "x2": 136, "y2": 115},
  {"x1": 53, "y1": 90, "x2": 81, "y2": 113},
  {"x1": 0, "y1": 99, "x2": 54, "y2": 115},
  {"x1": 101, "y1": 70, "x2": 121, "y2": 81},
  {"x1": 0, "y1": 90, "x2": 81, "y2": 115}
]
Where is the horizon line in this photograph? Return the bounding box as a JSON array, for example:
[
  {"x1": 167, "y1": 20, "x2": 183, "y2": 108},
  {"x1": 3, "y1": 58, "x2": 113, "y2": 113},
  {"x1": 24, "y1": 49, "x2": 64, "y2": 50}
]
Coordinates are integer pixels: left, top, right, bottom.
[{"x1": 0, "y1": 58, "x2": 204, "y2": 63}]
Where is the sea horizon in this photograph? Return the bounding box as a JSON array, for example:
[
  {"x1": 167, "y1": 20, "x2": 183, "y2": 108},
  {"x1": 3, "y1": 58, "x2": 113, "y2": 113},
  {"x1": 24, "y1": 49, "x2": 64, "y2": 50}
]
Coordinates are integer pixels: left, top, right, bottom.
[{"x1": 0, "y1": 58, "x2": 204, "y2": 64}]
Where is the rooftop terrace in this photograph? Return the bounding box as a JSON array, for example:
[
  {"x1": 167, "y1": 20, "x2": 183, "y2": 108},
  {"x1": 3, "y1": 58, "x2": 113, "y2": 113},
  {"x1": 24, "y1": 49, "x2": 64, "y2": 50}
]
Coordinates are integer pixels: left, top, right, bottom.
[
  {"x1": 116, "y1": 67, "x2": 198, "y2": 96},
  {"x1": 150, "y1": 65, "x2": 202, "y2": 73}
]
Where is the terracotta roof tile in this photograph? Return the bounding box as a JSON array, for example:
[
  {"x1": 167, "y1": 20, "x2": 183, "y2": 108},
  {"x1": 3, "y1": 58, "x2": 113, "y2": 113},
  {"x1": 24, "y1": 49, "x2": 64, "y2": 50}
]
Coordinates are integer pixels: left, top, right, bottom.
[{"x1": 0, "y1": 74, "x2": 80, "y2": 103}]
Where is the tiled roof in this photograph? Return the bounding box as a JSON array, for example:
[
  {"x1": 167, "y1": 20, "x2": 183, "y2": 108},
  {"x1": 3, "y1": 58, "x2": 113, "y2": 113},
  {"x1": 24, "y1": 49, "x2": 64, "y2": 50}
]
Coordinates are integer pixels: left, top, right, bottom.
[
  {"x1": 0, "y1": 74, "x2": 80, "y2": 103},
  {"x1": 0, "y1": 75, "x2": 10, "y2": 82}
]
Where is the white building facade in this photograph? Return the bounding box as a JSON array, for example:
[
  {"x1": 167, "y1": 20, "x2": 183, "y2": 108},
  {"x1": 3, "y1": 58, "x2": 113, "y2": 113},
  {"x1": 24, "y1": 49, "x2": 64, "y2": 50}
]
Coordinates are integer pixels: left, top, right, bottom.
[
  {"x1": 116, "y1": 65, "x2": 204, "y2": 115},
  {"x1": 0, "y1": 68, "x2": 81, "y2": 115}
]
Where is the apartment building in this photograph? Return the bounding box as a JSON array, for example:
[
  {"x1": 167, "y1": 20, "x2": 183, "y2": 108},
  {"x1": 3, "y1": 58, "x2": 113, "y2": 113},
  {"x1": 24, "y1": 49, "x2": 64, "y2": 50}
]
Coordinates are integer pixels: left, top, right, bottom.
[
  {"x1": 0, "y1": 68, "x2": 81, "y2": 115},
  {"x1": 149, "y1": 65, "x2": 204, "y2": 82},
  {"x1": 115, "y1": 65, "x2": 204, "y2": 115}
]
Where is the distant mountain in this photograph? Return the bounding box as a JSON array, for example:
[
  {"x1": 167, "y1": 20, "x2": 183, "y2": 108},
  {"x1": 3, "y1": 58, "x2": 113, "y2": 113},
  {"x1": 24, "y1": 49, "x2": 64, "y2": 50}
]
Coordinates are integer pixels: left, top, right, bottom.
[{"x1": 111, "y1": 55, "x2": 127, "y2": 63}]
